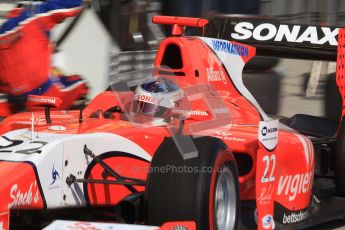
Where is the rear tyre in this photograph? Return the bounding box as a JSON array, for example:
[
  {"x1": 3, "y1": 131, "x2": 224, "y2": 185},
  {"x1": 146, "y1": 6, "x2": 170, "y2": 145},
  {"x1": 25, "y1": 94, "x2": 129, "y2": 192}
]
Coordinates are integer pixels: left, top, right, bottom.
[{"x1": 146, "y1": 136, "x2": 239, "y2": 230}]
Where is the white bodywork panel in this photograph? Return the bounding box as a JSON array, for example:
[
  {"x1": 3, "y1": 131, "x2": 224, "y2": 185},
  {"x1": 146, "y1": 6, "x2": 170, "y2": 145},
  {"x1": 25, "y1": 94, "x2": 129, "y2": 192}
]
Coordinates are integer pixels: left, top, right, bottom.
[
  {"x1": 198, "y1": 37, "x2": 269, "y2": 121},
  {"x1": 0, "y1": 129, "x2": 151, "y2": 208}
]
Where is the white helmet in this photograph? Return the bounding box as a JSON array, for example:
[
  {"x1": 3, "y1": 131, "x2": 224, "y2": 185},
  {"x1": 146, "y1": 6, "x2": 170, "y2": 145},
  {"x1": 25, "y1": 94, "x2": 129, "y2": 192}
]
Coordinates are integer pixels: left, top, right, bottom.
[{"x1": 133, "y1": 77, "x2": 184, "y2": 119}]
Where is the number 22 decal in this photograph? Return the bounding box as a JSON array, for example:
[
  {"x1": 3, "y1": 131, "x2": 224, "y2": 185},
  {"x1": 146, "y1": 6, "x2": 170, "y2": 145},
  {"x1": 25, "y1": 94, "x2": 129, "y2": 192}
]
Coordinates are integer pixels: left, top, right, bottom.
[{"x1": 261, "y1": 154, "x2": 276, "y2": 183}]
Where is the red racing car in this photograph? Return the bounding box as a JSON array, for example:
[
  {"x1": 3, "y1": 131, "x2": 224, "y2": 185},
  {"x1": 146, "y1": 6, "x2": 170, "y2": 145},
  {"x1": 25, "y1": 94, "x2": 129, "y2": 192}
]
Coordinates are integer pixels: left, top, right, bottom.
[{"x1": 0, "y1": 15, "x2": 345, "y2": 230}]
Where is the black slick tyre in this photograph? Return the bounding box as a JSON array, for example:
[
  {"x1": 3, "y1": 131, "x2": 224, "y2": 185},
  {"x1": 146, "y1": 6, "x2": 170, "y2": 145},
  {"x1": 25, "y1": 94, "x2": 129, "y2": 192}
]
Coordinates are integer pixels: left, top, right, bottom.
[{"x1": 146, "y1": 136, "x2": 239, "y2": 230}]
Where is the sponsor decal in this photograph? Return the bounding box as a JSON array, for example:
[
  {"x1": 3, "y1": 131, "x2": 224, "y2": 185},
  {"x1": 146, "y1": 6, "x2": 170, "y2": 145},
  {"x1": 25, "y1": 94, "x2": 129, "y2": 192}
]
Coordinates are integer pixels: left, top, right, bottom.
[
  {"x1": 214, "y1": 131, "x2": 245, "y2": 142},
  {"x1": 258, "y1": 120, "x2": 279, "y2": 151},
  {"x1": 28, "y1": 96, "x2": 56, "y2": 104},
  {"x1": 189, "y1": 110, "x2": 208, "y2": 116},
  {"x1": 219, "y1": 136, "x2": 246, "y2": 142},
  {"x1": 134, "y1": 82, "x2": 184, "y2": 109},
  {"x1": 277, "y1": 171, "x2": 313, "y2": 201},
  {"x1": 258, "y1": 184, "x2": 274, "y2": 205},
  {"x1": 50, "y1": 164, "x2": 60, "y2": 185},
  {"x1": 17, "y1": 116, "x2": 72, "y2": 127},
  {"x1": 172, "y1": 226, "x2": 188, "y2": 230},
  {"x1": 136, "y1": 94, "x2": 162, "y2": 105},
  {"x1": 261, "y1": 126, "x2": 277, "y2": 136},
  {"x1": 16, "y1": 118, "x2": 46, "y2": 126},
  {"x1": 8, "y1": 181, "x2": 39, "y2": 209},
  {"x1": 231, "y1": 22, "x2": 339, "y2": 46},
  {"x1": 262, "y1": 214, "x2": 275, "y2": 229},
  {"x1": 206, "y1": 68, "x2": 227, "y2": 85},
  {"x1": 216, "y1": 135, "x2": 245, "y2": 142},
  {"x1": 49, "y1": 164, "x2": 60, "y2": 190},
  {"x1": 282, "y1": 209, "x2": 309, "y2": 224},
  {"x1": 67, "y1": 222, "x2": 99, "y2": 229},
  {"x1": 173, "y1": 109, "x2": 209, "y2": 117},
  {"x1": 211, "y1": 39, "x2": 249, "y2": 57}
]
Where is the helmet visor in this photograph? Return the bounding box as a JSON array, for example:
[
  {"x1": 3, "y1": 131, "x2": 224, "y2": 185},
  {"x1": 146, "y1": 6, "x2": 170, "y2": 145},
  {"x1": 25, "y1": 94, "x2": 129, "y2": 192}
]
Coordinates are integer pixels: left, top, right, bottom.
[{"x1": 133, "y1": 100, "x2": 169, "y2": 118}]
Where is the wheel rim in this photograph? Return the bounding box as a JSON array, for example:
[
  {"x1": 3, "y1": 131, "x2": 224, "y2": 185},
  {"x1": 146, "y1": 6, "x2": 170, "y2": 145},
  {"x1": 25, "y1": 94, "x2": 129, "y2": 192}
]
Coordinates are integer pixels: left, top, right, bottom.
[{"x1": 214, "y1": 165, "x2": 236, "y2": 230}]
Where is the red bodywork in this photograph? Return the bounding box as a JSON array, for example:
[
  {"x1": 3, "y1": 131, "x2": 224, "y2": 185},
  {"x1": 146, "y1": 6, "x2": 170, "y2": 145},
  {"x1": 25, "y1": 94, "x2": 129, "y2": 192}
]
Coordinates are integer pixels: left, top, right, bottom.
[{"x1": 0, "y1": 16, "x2": 321, "y2": 229}]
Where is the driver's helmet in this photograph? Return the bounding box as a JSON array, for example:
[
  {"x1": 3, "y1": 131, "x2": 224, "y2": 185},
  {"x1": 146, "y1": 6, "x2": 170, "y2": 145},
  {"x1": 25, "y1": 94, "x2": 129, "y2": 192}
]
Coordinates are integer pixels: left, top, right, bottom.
[{"x1": 133, "y1": 77, "x2": 185, "y2": 119}]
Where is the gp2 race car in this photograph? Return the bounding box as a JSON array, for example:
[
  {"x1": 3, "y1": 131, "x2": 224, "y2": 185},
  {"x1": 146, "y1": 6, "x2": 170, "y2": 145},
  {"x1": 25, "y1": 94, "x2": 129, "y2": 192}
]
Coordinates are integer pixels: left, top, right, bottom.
[{"x1": 1, "y1": 15, "x2": 345, "y2": 230}]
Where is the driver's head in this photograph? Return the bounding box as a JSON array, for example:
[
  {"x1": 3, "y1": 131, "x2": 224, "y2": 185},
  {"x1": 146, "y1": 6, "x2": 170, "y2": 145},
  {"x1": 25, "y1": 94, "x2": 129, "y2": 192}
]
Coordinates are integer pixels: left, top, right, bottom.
[{"x1": 133, "y1": 77, "x2": 184, "y2": 120}]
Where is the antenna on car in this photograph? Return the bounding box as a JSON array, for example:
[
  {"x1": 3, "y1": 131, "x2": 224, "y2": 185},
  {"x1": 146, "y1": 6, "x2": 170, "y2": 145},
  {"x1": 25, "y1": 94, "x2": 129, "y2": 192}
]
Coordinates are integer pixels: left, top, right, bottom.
[
  {"x1": 79, "y1": 107, "x2": 83, "y2": 123},
  {"x1": 152, "y1": 16, "x2": 208, "y2": 36}
]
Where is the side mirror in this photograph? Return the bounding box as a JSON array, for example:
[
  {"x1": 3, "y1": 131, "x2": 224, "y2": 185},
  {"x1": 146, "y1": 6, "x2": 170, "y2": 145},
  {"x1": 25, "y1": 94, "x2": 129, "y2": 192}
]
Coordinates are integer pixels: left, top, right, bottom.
[{"x1": 27, "y1": 95, "x2": 62, "y2": 124}]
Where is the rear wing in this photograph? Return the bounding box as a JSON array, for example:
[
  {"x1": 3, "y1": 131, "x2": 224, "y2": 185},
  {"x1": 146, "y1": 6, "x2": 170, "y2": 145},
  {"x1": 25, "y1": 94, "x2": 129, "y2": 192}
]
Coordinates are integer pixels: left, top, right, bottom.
[
  {"x1": 190, "y1": 15, "x2": 340, "y2": 61},
  {"x1": 152, "y1": 15, "x2": 345, "y2": 122},
  {"x1": 196, "y1": 15, "x2": 345, "y2": 120}
]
